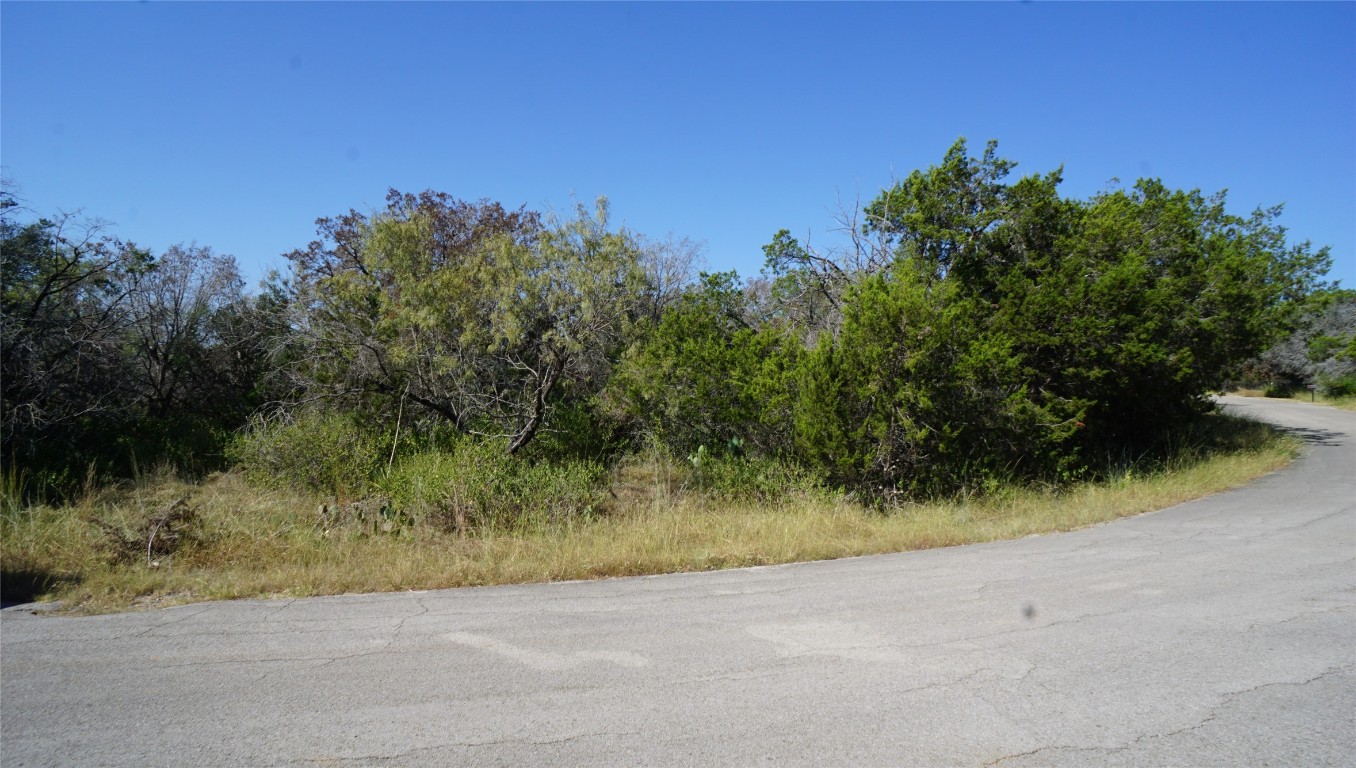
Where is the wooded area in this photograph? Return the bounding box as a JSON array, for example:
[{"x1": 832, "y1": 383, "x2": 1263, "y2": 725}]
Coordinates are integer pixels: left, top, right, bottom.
[{"x1": 4, "y1": 140, "x2": 1350, "y2": 516}]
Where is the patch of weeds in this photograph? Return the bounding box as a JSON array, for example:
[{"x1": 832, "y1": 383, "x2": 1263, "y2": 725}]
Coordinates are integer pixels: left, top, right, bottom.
[
  {"x1": 685, "y1": 448, "x2": 825, "y2": 503},
  {"x1": 87, "y1": 497, "x2": 202, "y2": 566},
  {"x1": 379, "y1": 441, "x2": 608, "y2": 533},
  {"x1": 316, "y1": 497, "x2": 413, "y2": 536}
]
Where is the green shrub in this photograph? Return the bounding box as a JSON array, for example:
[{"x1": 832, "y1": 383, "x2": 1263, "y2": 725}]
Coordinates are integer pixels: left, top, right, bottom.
[
  {"x1": 609, "y1": 272, "x2": 800, "y2": 459},
  {"x1": 1263, "y1": 382, "x2": 1295, "y2": 398},
  {"x1": 227, "y1": 411, "x2": 384, "y2": 498},
  {"x1": 379, "y1": 441, "x2": 607, "y2": 532},
  {"x1": 1318, "y1": 373, "x2": 1356, "y2": 398},
  {"x1": 516, "y1": 400, "x2": 630, "y2": 463}
]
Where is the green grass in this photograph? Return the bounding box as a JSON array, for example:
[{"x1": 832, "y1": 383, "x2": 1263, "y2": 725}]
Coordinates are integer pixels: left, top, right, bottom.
[{"x1": 1, "y1": 414, "x2": 1299, "y2": 613}]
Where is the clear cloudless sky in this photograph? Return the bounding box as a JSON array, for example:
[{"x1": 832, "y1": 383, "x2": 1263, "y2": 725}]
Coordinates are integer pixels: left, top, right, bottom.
[{"x1": 3, "y1": 2, "x2": 1354, "y2": 289}]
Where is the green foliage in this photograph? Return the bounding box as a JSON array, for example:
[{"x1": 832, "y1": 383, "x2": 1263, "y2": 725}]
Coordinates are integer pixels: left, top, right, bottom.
[
  {"x1": 1263, "y1": 382, "x2": 1296, "y2": 399},
  {"x1": 1317, "y1": 373, "x2": 1356, "y2": 398},
  {"x1": 113, "y1": 415, "x2": 235, "y2": 478},
  {"x1": 791, "y1": 267, "x2": 1075, "y2": 501},
  {"x1": 378, "y1": 442, "x2": 608, "y2": 531},
  {"x1": 5, "y1": 144, "x2": 1336, "y2": 509},
  {"x1": 513, "y1": 399, "x2": 630, "y2": 464},
  {"x1": 282, "y1": 191, "x2": 651, "y2": 455},
  {"x1": 227, "y1": 411, "x2": 385, "y2": 498},
  {"x1": 781, "y1": 138, "x2": 1333, "y2": 501},
  {"x1": 865, "y1": 137, "x2": 1017, "y2": 284},
  {"x1": 2, "y1": 203, "x2": 143, "y2": 478},
  {"x1": 611, "y1": 271, "x2": 801, "y2": 457}
]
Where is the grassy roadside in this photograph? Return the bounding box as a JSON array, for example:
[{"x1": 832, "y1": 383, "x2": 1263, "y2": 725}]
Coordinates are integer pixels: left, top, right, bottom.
[
  {"x1": 1230, "y1": 388, "x2": 1356, "y2": 411},
  {"x1": 2, "y1": 414, "x2": 1298, "y2": 614}
]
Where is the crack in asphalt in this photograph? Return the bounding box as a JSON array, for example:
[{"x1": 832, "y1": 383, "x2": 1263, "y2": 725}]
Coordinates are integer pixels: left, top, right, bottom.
[
  {"x1": 389, "y1": 596, "x2": 428, "y2": 646},
  {"x1": 955, "y1": 575, "x2": 1027, "y2": 601},
  {"x1": 108, "y1": 605, "x2": 218, "y2": 640},
  {"x1": 983, "y1": 747, "x2": 1045, "y2": 767},
  {"x1": 922, "y1": 607, "x2": 1127, "y2": 649},
  {"x1": 305, "y1": 598, "x2": 430, "y2": 670},
  {"x1": 1265, "y1": 506, "x2": 1356, "y2": 535},
  {"x1": 254, "y1": 600, "x2": 426, "y2": 682},
  {"x1": 1244, "y1": 603, "x2": 1356, "y2": 632},
  {"x1": 982, "y1": 665, "x2": 1352, "y2": 766},
  {"x1": 263, "y1": 598, "x2": 300, "y2": 620}
]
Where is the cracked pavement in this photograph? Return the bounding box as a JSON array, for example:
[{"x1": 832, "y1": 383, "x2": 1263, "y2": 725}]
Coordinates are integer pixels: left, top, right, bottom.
[{"x1": 2, "y1": 397, "x2": 1353, "y2": 766}]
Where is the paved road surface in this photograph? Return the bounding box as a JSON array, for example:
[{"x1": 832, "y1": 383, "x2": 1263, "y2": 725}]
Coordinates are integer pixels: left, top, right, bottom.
[{"x1": 2, "y1": 397, "x2": 1353, "y2": 766}]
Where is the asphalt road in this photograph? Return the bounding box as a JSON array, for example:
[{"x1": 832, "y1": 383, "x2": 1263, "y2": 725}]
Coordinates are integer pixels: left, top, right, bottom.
[{"x1": 2, "y1": 397, "x2": 1353, "y2": 767}]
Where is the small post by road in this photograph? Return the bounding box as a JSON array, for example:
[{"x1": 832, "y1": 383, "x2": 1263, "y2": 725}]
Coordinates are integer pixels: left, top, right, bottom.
[{"x1": 1308, "y1": 383, "x2": 1316, "y2": 403}]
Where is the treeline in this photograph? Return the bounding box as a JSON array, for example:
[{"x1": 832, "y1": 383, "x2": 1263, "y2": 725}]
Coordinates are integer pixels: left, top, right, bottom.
[
  {"x1": 2, "y1": 140, "x2": 1344, "y2": 508},
  {"x1": 1, "y1": 200, "x2": 273, "y2": 484},
  {"x1": 1234, "y1": 289, "x2": 1356, "y2": 397}
]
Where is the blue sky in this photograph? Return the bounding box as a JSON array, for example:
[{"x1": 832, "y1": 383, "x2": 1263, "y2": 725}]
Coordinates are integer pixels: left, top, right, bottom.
[{"x1": 4, "y1": 2, "x2": 1354, "y2": 289}]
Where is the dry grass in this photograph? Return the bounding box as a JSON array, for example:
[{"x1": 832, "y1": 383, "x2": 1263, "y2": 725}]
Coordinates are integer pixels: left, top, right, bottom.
[{"x1": 2, "y1": 416, "x2": 1298, "y2": 613}]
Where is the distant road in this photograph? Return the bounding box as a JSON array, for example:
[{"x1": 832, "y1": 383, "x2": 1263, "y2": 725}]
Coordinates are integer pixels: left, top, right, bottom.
[{"x1": 3, "y1": 396, "x2": 1353, "y2": 767}]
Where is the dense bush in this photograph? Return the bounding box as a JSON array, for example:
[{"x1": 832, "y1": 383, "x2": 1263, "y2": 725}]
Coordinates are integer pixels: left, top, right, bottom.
[
  {"x1": 653, "y1": 140, "x2": 1329, "y2": 501},
  {"x1": 227, "y1": 411, "x2": 387, "y2": 498},
  {"x1": 1318, "y1": 373, "x2": 1356, "y2": 398},
  {"x1": 609, "y1": 271, "x2": 801, "y2": 458},
  {"x1": 791, "y1": 269, "x2": 1076, "y2": 501},
  {"x1": 278, "y1": 193, "x2": 652, "y2": 456}
]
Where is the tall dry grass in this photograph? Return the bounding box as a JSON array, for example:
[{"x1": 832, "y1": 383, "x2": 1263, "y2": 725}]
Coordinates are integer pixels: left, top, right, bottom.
[{"x1": 1, "y1": 414, "x2": 1298, "y2": 613}]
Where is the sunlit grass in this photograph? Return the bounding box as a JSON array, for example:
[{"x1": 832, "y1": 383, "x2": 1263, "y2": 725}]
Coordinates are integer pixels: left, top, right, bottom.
[
  {"x1": 1, "y1": 414, "x2": 1298, "y2": 613},
  {"x1": 1230, "y1": 388, "x2": 1356, "y2": 411}
]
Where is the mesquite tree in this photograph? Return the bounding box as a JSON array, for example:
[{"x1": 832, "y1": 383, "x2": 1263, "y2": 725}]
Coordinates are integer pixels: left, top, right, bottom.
[{"x1": 281, "y1": 189, "x2": 650, "y2": 454}]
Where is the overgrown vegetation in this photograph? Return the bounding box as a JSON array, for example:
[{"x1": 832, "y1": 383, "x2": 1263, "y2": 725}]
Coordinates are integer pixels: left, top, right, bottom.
[
  {"x1": 1, "y1": 139, "x2": 1340, "y2": 609},
  {"x1": 0, "y1": 413, "x2": 1297, "y2": 612}
]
